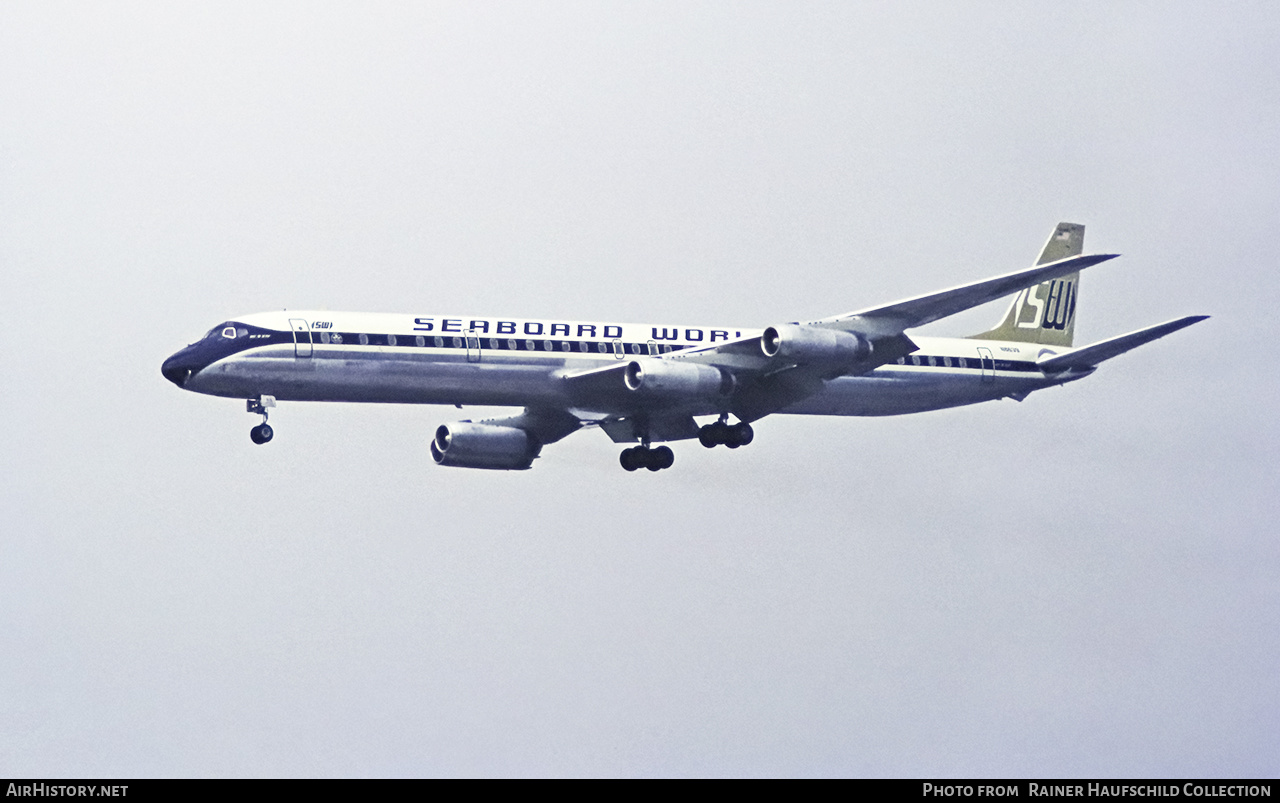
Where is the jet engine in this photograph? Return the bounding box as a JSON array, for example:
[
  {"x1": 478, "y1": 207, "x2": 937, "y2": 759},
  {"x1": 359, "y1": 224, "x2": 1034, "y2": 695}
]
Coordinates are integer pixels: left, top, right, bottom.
[
  {"x1": 430, "y1": 422, "x2": 541, "y2": 470},
  {"x1": 760, "y1": 324, "x2": 872, "y2": 365},
  {"x1": 623, "y1": 359, "x2": 734, "y2": 399}
]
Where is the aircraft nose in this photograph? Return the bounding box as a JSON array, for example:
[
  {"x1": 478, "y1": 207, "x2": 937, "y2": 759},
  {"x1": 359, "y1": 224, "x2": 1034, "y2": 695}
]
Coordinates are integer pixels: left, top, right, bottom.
[{"x1": 161, "y1": 350, "x2": 196, "y2": 387}]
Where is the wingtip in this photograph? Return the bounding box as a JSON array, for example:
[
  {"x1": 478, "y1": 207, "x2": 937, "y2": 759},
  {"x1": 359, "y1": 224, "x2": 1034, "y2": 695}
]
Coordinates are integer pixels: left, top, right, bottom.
[{"x1": 1166, "y1": 314, "x2": 1211, "y2": 332}]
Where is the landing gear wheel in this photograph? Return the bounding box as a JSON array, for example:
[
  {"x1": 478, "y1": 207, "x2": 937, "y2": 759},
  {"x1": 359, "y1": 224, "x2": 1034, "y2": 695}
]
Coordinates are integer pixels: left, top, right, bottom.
[
  {"x1": 699, "y1": 421, "x2": 729, "y2": 448},
  {"x1": 250, "y1": 423, "x2": 274, "y2": 444},
  {"x1": 700, "y1": 420, "x2": 753, "y2": 449},
  {"x1": 653, "y1": 445, "x2": 674, "y2": 469},
  {"x1": 620, "y1": 445, "x2": 674, "y2": 472},
  {"x1": 247, "y1": 396, "x2": 276, "y2": 445},
  {"x1": 620, "y1": 446, "x2": 642, "y2": 472}
]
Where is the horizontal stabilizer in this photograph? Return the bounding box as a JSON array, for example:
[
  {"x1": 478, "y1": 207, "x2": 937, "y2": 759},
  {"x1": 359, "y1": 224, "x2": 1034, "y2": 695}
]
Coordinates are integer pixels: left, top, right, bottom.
[
  {"x1": 1037, "y1": 315, "x2": 1209, "y2": 373},
  {"x1": 814, "y1": 253, "x2": 1119, "y2": 337}
]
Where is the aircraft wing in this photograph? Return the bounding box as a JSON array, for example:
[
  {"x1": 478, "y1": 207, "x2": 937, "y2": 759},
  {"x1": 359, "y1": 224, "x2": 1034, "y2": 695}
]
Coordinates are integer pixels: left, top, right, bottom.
[
  {"x1": 810, "y1": 253, "x2": 1119, "y2": 336},
  {"x1": 1037, "y1": 315, "x2": 1209, "y2": 373},
  {"x1": 667, "y1": 252, "x2": 1119, "y2": 373},
  {"x1": 564, "y1": 252, "x2": 1123, "y2": 423}
]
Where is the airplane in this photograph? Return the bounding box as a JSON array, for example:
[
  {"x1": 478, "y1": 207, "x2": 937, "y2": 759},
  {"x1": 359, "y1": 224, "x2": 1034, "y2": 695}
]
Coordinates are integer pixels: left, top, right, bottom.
[{"x1": 161, "y1": 223, "x2": 1207, "y2": 472}]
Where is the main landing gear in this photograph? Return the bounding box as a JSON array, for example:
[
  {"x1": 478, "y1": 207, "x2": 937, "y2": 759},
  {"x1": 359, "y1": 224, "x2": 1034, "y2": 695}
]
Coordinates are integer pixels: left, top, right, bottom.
[
  {"x1": 620, "y1": 444, "x2": 675, "y2": 472},
  {"x1": 698, "y1": 418, "x2": 753, "y2": 449},
  {"x1": 247, "y1": 395, "x2": 276, "y2": 445},
  {"x1": 620, "y1": 418, "x2": 754, "y2": 472}
]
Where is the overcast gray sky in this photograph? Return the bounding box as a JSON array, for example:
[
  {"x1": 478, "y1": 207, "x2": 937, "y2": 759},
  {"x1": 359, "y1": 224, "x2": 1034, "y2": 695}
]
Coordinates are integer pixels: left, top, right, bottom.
[{"x1": 2, "y1": 1, "x2": 1276, "y2": 777}]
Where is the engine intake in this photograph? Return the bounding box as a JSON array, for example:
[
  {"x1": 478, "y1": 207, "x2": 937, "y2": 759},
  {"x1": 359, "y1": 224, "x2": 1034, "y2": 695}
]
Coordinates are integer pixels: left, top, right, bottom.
[
  {"x1": 760, "y1": 324, "x2": 872, "y2": 365},
  {"x1": 430, "y1": 422, "x2": 540, "y2": 470},
  {"x1": 623, "y1": 359, "x2": 734, "y2": 398}
]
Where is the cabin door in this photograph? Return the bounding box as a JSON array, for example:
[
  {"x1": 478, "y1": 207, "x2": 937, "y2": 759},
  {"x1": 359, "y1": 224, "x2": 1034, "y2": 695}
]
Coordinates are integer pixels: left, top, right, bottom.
[
  {"x1": 289, "y1": 319, "x2": 313, "y2": 358},
  {"x1": 976, "y1": 347, "x2": 994, "y2": 382}
]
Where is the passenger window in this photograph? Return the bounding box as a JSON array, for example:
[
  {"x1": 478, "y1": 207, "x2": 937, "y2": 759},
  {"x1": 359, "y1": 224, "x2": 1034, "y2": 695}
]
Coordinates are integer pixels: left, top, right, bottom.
[
  {"x1": 320, "y1": 332, "x2": 331, "y2": 345},
  {"x1": 597, "y1": 342, "x2": 608, "y2": 354},
  {"x1": 388, "y1": 334, "x2": 397, "y2": 346},
  {"x1": 332, "y1": 333, "x2": 343, "y2": 344},
  {"x1": 525, "y1": 340, "x2": 535, "y2": 350},
  {"x1": 911, "y1": 355, "x2": 921, "y2": 366},
  {"x1": 415, "y1": 336, "x2": 425, "y2": 347},
  {"x1": 943, "y1": 356, "x2": 951, "y2": 367},
  {"x1": 578, "y1": 341, "x2": 588, "y2": 352},
  {"x1": 561, "y1": 341, "x2": 571, "y2": 351},
  {"x1": 358, "y1": 334, "x2": 369, "y2": 346},
  {"x1": 453, "y1": 337, "x2": 464, "y2": 348}
]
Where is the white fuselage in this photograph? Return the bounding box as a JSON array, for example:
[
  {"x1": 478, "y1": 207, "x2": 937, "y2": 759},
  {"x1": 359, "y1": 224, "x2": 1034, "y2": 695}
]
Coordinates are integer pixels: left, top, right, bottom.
[{"x1": 167, "y1": 310, "x2": 1083, "y2": 423}]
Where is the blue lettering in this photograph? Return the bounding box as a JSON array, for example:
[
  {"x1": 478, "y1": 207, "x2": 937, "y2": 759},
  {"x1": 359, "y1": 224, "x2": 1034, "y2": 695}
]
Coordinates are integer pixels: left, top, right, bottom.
[
  {"x1": 603, "y1": 325, "x2": 622, "y2": 339},
  {"x1": 710, "y1": 330, "x2": 728, "y2": 342},
  {"x1": 524, "y1": 322, "x2": 544, "y2": 336},
  {"x1": 686, "y1": 329, "x2": 704, "y2": 342},
  {"x1": 652, "y1": 327, "x2": 679, "y2": 341},
  {"x1": 577, "y1": 324, "x2": 597, "y2": 337},
  {"x1": 442, "y1": 319, "x2": 462, "y2": 333},
  {"x1": 550, "y1": 323, "x2": 570, "y2": 336},
  {"x1": 496, "y1": 321, "x2": 516, "y2": 334},
  {"x1": 413, "y1": 317, "x2": 435, "y2": 332},
  {"x1": 469, "y1": 320, "x2": 490, "y2": 333}
]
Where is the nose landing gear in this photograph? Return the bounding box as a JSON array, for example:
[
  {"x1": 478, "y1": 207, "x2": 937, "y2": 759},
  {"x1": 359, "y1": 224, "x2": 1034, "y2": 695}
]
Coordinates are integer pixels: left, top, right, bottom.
[{"x1": 247, "y1": 396, "x2": 276, "y2": 445}]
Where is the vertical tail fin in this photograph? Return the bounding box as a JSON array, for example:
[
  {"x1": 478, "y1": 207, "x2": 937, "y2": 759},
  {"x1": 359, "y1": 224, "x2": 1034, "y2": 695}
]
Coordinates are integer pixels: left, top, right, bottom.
[{"x1": 969, "y1": 222, "x2": 1083, "y2": 347}]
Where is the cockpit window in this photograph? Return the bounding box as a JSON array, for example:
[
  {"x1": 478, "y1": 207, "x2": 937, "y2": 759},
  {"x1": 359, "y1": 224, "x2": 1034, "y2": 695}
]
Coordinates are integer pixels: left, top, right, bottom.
[{"x1": 222, "y1": 327, "x2": 237, "y2": 339}]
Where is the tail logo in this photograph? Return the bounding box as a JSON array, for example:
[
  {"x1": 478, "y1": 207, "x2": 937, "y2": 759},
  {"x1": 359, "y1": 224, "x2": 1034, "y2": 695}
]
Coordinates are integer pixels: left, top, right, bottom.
[{"x1": 1014, "y1": 280, "x2": 1075, "y2": 331}]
